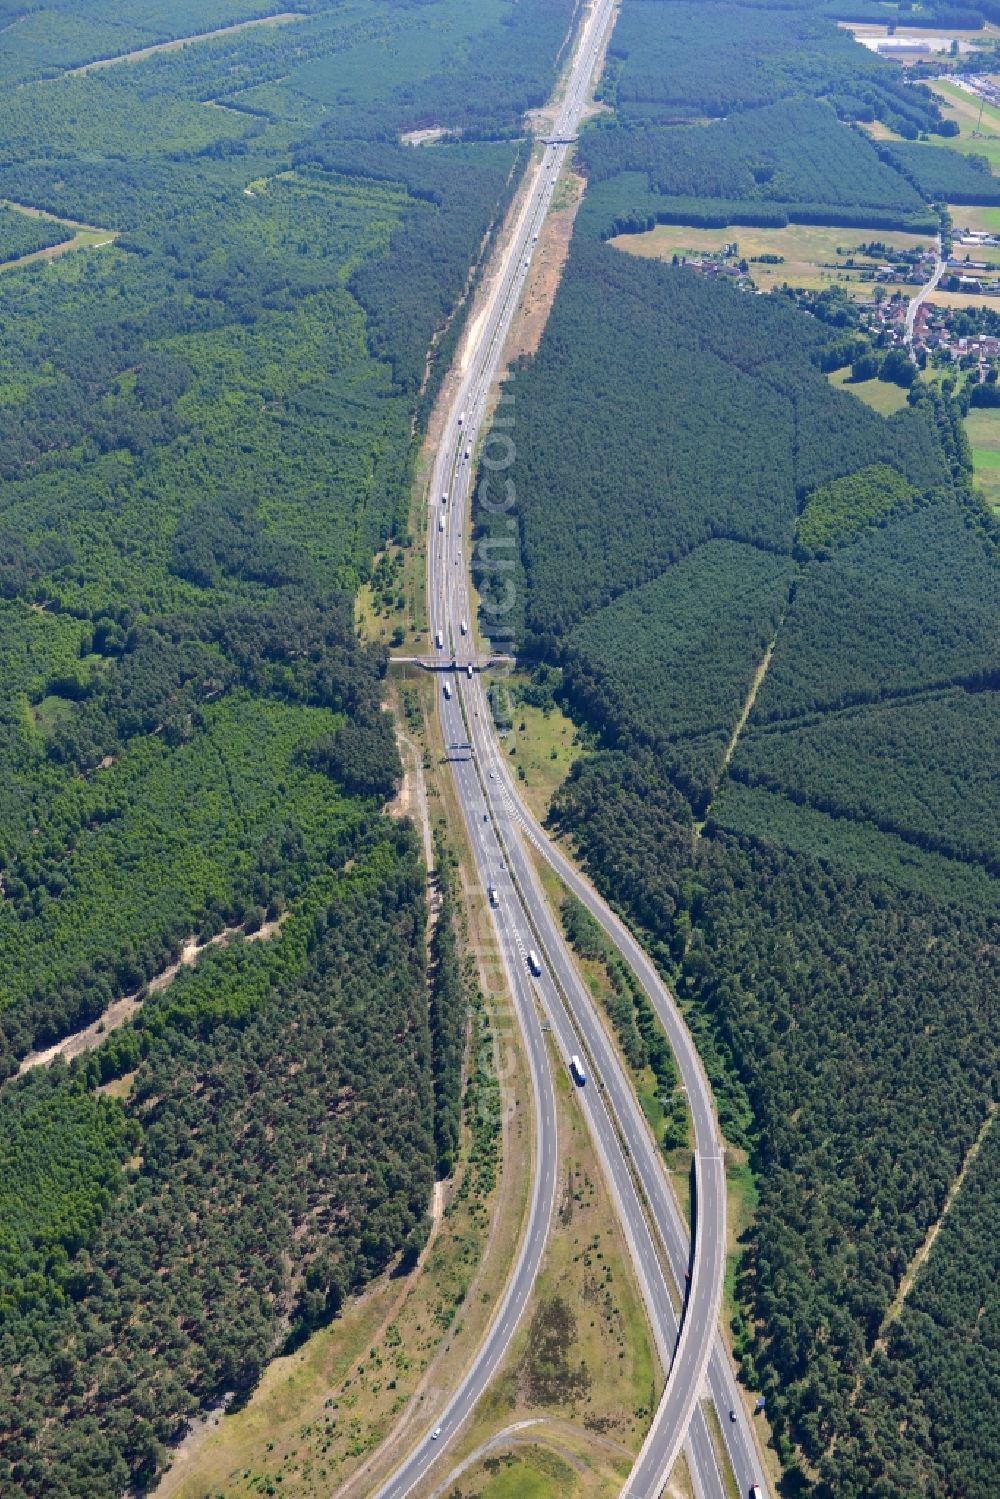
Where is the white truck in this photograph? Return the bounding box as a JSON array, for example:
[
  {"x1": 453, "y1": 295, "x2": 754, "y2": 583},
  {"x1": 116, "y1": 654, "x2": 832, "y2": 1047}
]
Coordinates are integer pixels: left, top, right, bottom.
[
  {"x1": 438, "y1": 516, "x2": 445, "y2": 533},
  {"x1": 528, "y1": 948, "x2": 542, "y2": 977},
  {"x1": 460, "y1": 618, "x2": 468, "y2": 635},
  {"x1": 443, "y1": 680, "x2": 452, "y2": 700},
  {"x1": 466, "y1": 663, "x2": 473, "y2": 679},
  {"x1": 441, "y1": 492, "x2": 448, "y2": 505},
  {"x1": 487, "y1": 884, "x2": 499, "y2": 908},
  {"x1": 458, "y1": 410, "x2": 465, "y2": 426},
  {"x1": 435, "y1": 630, "x2": 443, "y2": 649},
  {"x1": 569, "y1": 1054, "x2": 587, "y2": 1087}
]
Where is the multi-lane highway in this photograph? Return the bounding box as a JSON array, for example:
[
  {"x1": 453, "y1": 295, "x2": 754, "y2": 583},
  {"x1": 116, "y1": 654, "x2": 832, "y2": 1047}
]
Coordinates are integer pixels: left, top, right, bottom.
[{"x1": 371, "y1": 3, "x2": 771, "y2": 1497}]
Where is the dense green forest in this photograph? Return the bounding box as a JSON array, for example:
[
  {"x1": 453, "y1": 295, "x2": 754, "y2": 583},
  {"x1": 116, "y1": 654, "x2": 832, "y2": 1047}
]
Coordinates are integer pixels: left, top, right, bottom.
[
  {"x1": 599, "y1": 0, "x2": 945, "y2": 131},
  {"x1": 729, "y1": 688, "x2": 1000, "y2": 874},
  {"x1": 487, "y1": 238, "x2": 946, "y2": 650},
  {"x1": 576, "y1": 0, "x2": 1000, "y2": 245},
  {"x1": 560, "y1": 541, "x2": 794, "y2": 810},
  {"x1": 843, "y1": 1113, "x2": 1000, "y2": 1497},
  {"x1": 580, "y1": 99, "x2": 929, "y2": 215},
  {"x1": 0, "y1": 203, "x2": 71, "y2": 263},
  {"x1": 482, "y1": 1, "x2": 1000, "y2": 1493},
  {"x1": 0, "y1": 0, "x2": 578, "y2": 1490},
  {"x1": 0, "y1": 828, "x2": 436, "y2": 1496},
  {"x1": 880, "y1": 138, "x2": 1000, "y2": 206},
  {"x1": 795, "y1": 462, "x2": 916, "y2": 553},
  {"x1": 751, "y1": 503, "x2": 1000, "y2": 721}
]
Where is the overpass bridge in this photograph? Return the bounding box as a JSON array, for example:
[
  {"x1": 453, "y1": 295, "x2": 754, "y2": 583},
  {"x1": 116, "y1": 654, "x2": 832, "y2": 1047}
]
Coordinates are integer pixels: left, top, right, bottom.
[{"x1": 388, "y1": 654, "x2": 515, "y2": 672}]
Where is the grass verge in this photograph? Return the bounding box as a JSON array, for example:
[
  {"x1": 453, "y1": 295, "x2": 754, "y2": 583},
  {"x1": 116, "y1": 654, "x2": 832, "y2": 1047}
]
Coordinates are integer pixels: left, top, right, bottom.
[
  {"x1": 495, "y1": 678, "x2": 590, "y2": 823},
  {"x1": 425, "y1": 1030, "x2": 662, "y2": 1497}
]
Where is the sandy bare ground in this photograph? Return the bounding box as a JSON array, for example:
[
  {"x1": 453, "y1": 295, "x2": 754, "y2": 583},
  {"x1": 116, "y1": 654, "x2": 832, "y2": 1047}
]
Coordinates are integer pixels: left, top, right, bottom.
[
  {"x1": 386, "y1": 722, "x2": 435, "y2": 875},
  {"x1": 17, "y1": 915, "x2": 285, "y2": 1076},
  {"x1": 505, "y1": 167, "x2": 587, "y2": 364}
]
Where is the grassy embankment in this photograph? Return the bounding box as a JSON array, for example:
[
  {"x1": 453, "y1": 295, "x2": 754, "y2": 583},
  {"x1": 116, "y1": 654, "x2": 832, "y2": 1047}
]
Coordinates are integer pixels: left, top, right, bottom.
[
  {"x1": 436, "y1": 1030, "x2": 663, "y2": 1499},
  {"x1": 499, "y1": 683, "x2": 590, "y2": 823}
]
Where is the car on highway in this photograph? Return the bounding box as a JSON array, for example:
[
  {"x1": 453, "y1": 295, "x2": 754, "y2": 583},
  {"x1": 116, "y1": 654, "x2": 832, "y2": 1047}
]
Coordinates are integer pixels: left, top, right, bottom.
[
  {"x1": 749, "y1": 1486, "x2": 763, "y2": 1499},
  {"x1": 431, "y1": 1426, "x2": 442, "y2": 1441},
  {"x1": 730, "y1": 1409, "x2": 737, "y2": 1422}
]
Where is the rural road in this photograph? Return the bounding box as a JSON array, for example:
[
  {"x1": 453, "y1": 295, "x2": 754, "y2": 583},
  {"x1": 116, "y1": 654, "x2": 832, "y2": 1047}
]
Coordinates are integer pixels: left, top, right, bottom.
[{"x1": 905, "y1": 233, "x2": 945, "y2": 343}]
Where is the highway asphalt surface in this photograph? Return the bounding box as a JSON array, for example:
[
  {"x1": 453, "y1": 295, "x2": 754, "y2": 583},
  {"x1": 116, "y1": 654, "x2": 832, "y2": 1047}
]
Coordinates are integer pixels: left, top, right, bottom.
[{"x1": 369, "y1": 2, "x2": 770, "y2": 1496}]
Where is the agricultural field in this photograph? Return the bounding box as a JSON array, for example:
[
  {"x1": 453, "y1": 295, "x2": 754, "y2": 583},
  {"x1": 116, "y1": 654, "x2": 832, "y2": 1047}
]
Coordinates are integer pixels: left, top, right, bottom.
[
  {"x1": 925, "y1": 286, "x2": 1000, "y2": 310},
  {"x1": 965, "y1": 404, "x2": 1000, "y2": 508},
  {"x1": 827, "y1": 366, "x2": 911, "y2": 414},
  {"x1": 611, "y1": 219, "x2": 928, "y2": 297},
  {"x1": 951, "y1": 201, "x2": 1000, "y2": 234},
  {"x1": 930, "y1": 78, "x2": 1000, "y2": 172}
]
